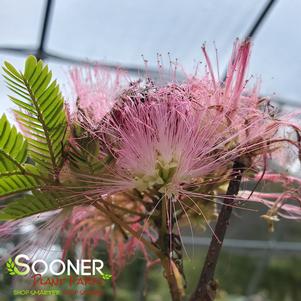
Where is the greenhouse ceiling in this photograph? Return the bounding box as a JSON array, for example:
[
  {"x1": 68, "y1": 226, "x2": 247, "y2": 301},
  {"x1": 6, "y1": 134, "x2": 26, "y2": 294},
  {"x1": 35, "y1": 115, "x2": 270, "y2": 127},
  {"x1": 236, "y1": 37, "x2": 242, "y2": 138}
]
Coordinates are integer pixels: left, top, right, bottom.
[{"x1": 0, "y1": 0, "x2": 300, "y2": 114}]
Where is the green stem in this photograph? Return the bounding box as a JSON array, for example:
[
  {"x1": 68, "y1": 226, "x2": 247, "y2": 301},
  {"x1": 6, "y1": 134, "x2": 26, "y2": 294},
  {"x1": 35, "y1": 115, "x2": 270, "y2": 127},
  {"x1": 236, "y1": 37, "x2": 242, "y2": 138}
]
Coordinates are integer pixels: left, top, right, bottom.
[{"x1": 158, "y1": 196, "x2": 185, "y2": 301}]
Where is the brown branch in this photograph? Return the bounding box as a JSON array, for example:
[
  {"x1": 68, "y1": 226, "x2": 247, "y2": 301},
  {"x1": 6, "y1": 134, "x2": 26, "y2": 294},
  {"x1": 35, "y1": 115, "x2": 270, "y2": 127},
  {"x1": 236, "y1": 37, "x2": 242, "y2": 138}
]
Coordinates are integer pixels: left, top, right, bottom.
[
  {"x1": 189, "y1": 161, "x2": 244, "y2": 301},
  {"x1": 93, "y1": 201, "x2": 161, "y2": 257}
]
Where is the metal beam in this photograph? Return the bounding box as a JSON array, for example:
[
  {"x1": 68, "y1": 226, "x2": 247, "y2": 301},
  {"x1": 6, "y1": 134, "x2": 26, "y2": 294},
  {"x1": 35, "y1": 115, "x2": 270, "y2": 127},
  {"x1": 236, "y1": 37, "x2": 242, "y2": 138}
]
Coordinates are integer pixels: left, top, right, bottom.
[
  {"x1": 222, "y1": 0, "x2": 278, "y2": 81},
  {"x1": 245, "y1": 0, "x2": 278, "y2": 39},
  {"x1": 0, "y1": 46, "x2": 167, "y2": 79},
  {"x1": 36, "y1": 0, "x2": 53, "y2": 60},
  {"x1": 181, "y1": 237, "x2": 301, "y2": 253}
]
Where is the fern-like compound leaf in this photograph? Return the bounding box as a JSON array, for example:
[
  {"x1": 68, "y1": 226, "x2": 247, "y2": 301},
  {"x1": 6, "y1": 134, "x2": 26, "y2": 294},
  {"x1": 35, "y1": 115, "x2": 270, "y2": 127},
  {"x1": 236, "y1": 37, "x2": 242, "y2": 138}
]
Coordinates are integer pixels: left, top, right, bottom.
[
  {"x1": 0, "y1": 190, "x2": 79, "y2": 220},
  {"x1": 2, "y1": 56, "x2": 67, "y2": 179}
]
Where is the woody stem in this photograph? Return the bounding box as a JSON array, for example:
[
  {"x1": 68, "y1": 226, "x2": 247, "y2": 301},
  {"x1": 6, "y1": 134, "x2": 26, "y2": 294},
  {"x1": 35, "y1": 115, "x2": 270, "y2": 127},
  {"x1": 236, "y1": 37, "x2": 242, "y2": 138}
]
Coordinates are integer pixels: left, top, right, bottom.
[{"x1": 189, "y1": 161, "x2": 244, "y2": 301}]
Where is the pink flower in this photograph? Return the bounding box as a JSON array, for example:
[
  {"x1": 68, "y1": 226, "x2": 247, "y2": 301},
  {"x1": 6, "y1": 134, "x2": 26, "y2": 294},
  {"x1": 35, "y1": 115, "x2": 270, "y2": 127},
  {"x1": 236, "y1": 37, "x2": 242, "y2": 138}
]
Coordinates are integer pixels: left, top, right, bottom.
[
  {"x1": 73, "y1": 40, "x2": 301, "y2": 228},
  {"x1": 70, "y1": 66, "x2": 127, "y2": 128},
  {"x1": 0, "y1": 209, "x2": 70, "y2": 263},
  {"x1": 63, "y1": 198, "x2": 153, "y2": 282},
  {"x1": 101, "y1": 98, "x2": 243, "y2": 196},
  {"x1": 87, "y1": 43, "x2": 275, "y2": 199}
]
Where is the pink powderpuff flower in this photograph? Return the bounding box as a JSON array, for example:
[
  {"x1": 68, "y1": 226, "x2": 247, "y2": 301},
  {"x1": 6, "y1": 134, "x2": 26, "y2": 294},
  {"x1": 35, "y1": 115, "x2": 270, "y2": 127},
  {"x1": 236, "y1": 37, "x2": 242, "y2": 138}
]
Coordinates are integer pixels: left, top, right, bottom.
[
  {"x1": 99, "y1": 98, "x2": 245, "y2": 196},
  {"x1": 90, "y1": 81, "x2": 267, "y2": 195},
  {"x1": 184, "y1": 40, "x2": 276, "y2": 151},
  {"x1": 74, "y1": 40, "x2": 301, "y2": 226},
  {"x1": 70, "y1": 66, "x2": 128, "y2": 128},
  {"x1": 63, "y1": 200, "x2": 154, "y2": 284},
  {"x1": 0, "y1": 209, "x2": 70, "y2": 263},
  {"x1": 239, "y1": 172, "x2": 301, "y2": 231}
]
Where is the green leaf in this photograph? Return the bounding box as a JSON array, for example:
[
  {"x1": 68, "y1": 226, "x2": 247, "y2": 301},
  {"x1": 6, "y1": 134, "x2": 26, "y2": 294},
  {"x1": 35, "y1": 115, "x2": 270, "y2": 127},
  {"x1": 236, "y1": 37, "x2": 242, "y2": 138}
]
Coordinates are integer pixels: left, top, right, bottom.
[
  {"x1": 0, "y1": 174, "x2": 39, "y2": 197},
  {"x1": 69, "y1": 143, "x2": 108, "y2": 175},
  {"x1": 24, "y1": 55, "x2": 37, "y2": 79},
  {"x1": 0, "y1": 190, "x2": 74, "y2": 220},
  {"x1": 3, "y1": 62, "x2": 22, "y2": 79},
  {"x1": 2, "y1": 56, "x2": 68, "y2": 179},
  {"x1": 0, "y1": 114, "x2": 39, "y2": 197},
  {"x1": 0, "y1": 114, "x2": 27, "y2": 170},
  {"x1": 69, "y1": 125, "x2": 111, "y2": 176}
]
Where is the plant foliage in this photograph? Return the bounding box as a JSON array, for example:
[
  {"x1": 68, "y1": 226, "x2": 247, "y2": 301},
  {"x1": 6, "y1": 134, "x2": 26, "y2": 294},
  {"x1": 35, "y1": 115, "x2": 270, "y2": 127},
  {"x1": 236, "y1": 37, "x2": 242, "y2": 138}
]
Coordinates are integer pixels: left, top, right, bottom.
[
  {"x1": 0, "y1": 56, "x2": 72, "y2": 220},
  {"x1": 3, "y1": 56, "x2": 67, "y2": 177}
]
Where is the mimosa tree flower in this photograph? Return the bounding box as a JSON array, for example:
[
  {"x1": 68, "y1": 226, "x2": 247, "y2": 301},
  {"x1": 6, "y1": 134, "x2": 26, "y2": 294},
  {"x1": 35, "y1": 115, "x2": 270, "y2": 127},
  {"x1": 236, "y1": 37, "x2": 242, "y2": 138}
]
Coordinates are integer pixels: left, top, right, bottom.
[
  {"x1": 63, "y1": 196, "x2": 154, "y2": 283},
  {"x1": 70, "y1": 66, "x2": 126, "y2": 127},
  {"x1": 81, "y1": 41, "x2": 300, "y2": 223}
]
